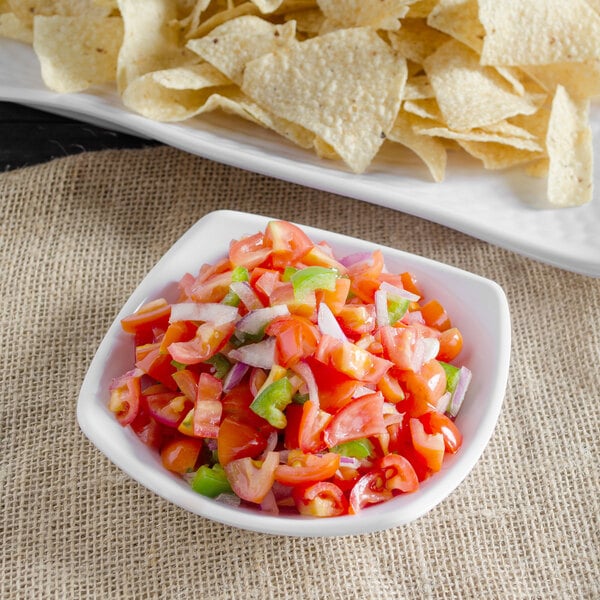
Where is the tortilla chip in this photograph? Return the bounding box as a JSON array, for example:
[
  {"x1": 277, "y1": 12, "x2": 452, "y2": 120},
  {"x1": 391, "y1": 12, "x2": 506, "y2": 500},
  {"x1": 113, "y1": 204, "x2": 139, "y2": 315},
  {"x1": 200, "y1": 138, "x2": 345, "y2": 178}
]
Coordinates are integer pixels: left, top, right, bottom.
[
  {"x1": 317, "y1": 0, "x2": 412, "y2": 32},
  {"x1": 187, "y1": 2, "x2": 261, "y2": 39},
  {"x1": 283, "y1": 8, "x2": 324, "y2": 34},
  {"x1": 117, "y1": 0, "x2": 195, "y2": 92},
  {"x1": 402, "y1": 98, "x2": 443, "y2": 122},
  {"x1": 33, "y1": 15, "x2": 123, "y2": 93},
  {"x1": 186, "y1": 16, "x2": 297, "y2": 85},
  {"x1": 423, "y1": 40, "x2": 539, "y2": 130},
  {"x1": 523, "y1": 61, "x2": 600, "y2": 100},
  {"x1": 387, "y1": 18, "x2": 449, "y2": 64},
  {"x1": 242, "y1": 27, "x2": 407, "y2": 173},
  {"x1": 406, "y1": 0, "x2": 437, "y2": 18},
  {"x1": 387, "y1": 110, "x2": 447, "y2": 182},
  {"x1": 479, "y1": 0, "x2": 600, "y2": 66},
  {"x1": 457, "y1": 140, "x2": 544, "y2": 170},
  {"x1": 545, "y1": 86, "x2": 593, "y2": 207},
  {"x1": 250, "y1": 0, "x2": 284, "y2": 13},
  {"x1": 0, "y1": 12, "x2": 33, "y2": 43},
  {"x1": 313, "y1": 136, "x2": 340, "y2": 160},
  {"x1": 151, "y1": 62, "x2": 231, "y2": 90},
  {"x1": 427, "y1": 0, "x2": 483, "y2": 53},
  {"x1": 9, "y1": 0, "x2": 111, "y2": 24},
  {"x1": 404, "y1": 75, "x2": 434, "y2": 100},
  {"x1": 525, "y1": 158, "x2": 550, "y2": 178}
]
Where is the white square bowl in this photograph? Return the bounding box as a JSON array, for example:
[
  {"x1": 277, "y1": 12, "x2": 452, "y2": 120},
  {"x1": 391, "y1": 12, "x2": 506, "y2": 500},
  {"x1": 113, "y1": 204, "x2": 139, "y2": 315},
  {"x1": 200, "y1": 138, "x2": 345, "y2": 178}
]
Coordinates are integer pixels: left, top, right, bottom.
[{"x1": 77, "y1": 210, "x2": 511, "y2": 537}]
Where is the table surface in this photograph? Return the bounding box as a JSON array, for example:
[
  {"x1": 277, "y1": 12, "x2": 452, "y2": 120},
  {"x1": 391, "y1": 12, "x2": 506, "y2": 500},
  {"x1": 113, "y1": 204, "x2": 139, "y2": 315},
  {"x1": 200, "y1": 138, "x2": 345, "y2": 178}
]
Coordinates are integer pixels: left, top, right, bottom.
[{"x1": 0, "y1": 101, "x2": 160, "y2": 171}]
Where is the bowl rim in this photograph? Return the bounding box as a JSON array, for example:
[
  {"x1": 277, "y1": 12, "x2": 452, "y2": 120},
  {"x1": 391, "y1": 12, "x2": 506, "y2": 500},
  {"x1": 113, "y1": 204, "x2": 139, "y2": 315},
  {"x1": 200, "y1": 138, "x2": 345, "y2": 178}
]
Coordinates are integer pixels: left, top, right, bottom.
[{"x1": 77, "y1": 209, "x2": 511, "y2": 537}]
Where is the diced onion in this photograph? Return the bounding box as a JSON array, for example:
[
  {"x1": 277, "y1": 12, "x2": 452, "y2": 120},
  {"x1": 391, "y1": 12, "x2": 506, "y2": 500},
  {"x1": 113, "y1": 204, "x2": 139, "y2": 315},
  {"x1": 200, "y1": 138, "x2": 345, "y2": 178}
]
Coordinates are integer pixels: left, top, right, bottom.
[
  {"x1": 436, "y1": 391, "x2": 452, "y2": 414},
  {"x1": 317, "y1": 302, "x2": 347, "y2": 342},
  {"x1": 339, "y1": 456, "x2": 361, "y2": 469},
  {"x1": 352, "y1": 385, "x2": 375, "y2": 398},
  {"x1": 222, "y1": 361, "x2": 249, "y2": 393},
  {"x1": 228, "y1": 337, "x2": 276, "y2": 369},
  {"x1": 214, "y1": 493, "x2": 241, "y2": 507},
  {"x1": 449, "y1": 366, "x2": 472, "y2": 417},
  {"x1": 236, "y1": 305, "x2": 289, "y2": 335},
  {"x1": 380, "y1": 281, "x2": 420, "y2": 302},
  {"x1": 339, "y1": 251, "x2": 373, "y2": 268},
  {"x1": 403, "y1": 310, "x2": 425, "y2": 325},
  {"x1": 291, "y1": 361, "x2": 320, "y2": 407},
  {"x1": 169, "y1": 302, "x2": 238, "y2": 325},
  {"x1": 374, "y1": 289, "x2": 390, "y2": 328},
  {"x1": 260, "y1": 431, "x2": 279, "y2": 460},
  {"x1": 260, "y1": 489, "x2": 279, "y2": 514},
  {"x1": 422, "y1": 337, "x2": 440, "y2": 363},
  {"x1": 229, "y1": 281, "x2": 264, "y2": 311}
]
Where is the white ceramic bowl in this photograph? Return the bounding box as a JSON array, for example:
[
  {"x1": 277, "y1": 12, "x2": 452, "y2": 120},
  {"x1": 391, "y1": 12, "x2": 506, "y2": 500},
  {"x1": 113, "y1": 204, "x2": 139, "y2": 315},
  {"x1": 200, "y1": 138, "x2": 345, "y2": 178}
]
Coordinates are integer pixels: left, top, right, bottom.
[{"x1": 77, "y1": 210, "x2": 511, "y2": 537}]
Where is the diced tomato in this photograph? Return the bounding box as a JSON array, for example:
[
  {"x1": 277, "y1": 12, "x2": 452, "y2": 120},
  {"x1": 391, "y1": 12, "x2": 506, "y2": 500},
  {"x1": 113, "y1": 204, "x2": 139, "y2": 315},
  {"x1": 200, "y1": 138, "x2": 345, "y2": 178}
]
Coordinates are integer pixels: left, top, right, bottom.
[
  {"x1": 337, "y1": 304, "x2": 376, "y2": 336},
  {"x1": 293, "y1": 482, "x2": 348, "y2": 517},
  {"x1": 190, "y1": 270, "x2": 233, "y2": 303},
  {"x1": 421, "y1": 299, "x2": 451, "y2": 331},
  {"x1": 379, "y1": 454, "x2": 419, "y2": 493},
  {"x1": 193, "y1": 373, "x2": 223, "y2": 438},
  {"x1": 264, "y1": 220, "x2": 313, "y2": 268},
  {"x1": 275, "y1": 451, "x2": 340, "y2": 486},
  {"x1": 376, "y1": 371, "x2": 405, "y2": 403},
  {"x1": 224, "y1": 451, "x2": 279, "y2": 503},
  {"x1": 145, "y1": 390, "x2": 192, "y2": 428},
  {"x1": 400, "y1": 271, "x2": 421, "y2": 296},
  {"x1": 121, "y1": 299, "x2": 171, "y2": 346},
  {"x1": 398, "y1": 360, "x2": 447, "y2": 417},
  {"x1": 328, "y1": 341, "x2": 392, "y2": 383},
  {"x1": 135, "y1": 347, "x2": 179, "y2": 391},
  {"x1": 298, "y1": 400, "x2": 332, "y2": 453},
  {"x1": 130, "y1": 407, "x2": 166, "y2": 451},
  {"x1": 161, "y1": 438, "x2": 203, "y2": 474},
  {"x1": 380, "y1": 325, "x2": 422, "y2": 372},
  {"x1": 301, "y1": 245, "x2": 348, "y2": 274},
  {"x1": 266, "y1": 315, "x2": 320, "y2": 367},
  {"x1": 217, "y1": 416, "x2": 268, "y2": 466},
  {"x1": 324, "y1": 392, "x2": 386, "y2": 448},
  {"x1": 307, "y1": 358, "x2": 359, "y2": 413},
  {"x1": 108, "y1": 371, "x2": 141, "y2": 426},
  {"x1": 159, "y1": 320, "x2": 197, "y2": 354},
  {"x1": 229, "y1": 232, "x2": 272, "y2": 270},
  {"x1": 269, "y1": 282, "x2": 317, "y2": 318},
  {"x1": 421, "y1": 412, "x2": 463, "y2": 454},
  {"x1": 409, "y1": 417, "x2": 445, "y2": 472},
  {"x1": 349, "y1": 470, "x2": 392, "y2": 514},
  {"x1": 168, "y1": 321, "x2": 234, "y2": 365},
  {"x1": 437, "y1": 327, "x2": 463, "y2": 362},
  {"x1": 171, "y1": 369, "x2": 199, "y2": 402},
  {"x1": 221, "y1": 384, "x2": 273, "y2": 436},
  {"x1": 316, "y1": 277, "x2": 351, "y2": 316},
  {"x1": 283, "y1": 403, "x2": 303, "y2": 450}
]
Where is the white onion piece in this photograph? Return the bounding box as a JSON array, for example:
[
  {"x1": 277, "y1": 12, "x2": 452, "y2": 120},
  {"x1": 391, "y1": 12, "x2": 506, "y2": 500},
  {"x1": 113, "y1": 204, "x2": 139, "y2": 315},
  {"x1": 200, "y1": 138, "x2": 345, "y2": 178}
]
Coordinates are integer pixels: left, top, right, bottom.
[
  {"x1": 379, "y1": 281, "x2": 420, "y2": 302},
  {"x1": 317, "y1": 302, "x2": 347, "y2": 342},
  {"x1": 383, "y1": 412, "x2": 404, "y2": 427},
  {"x1": 169, "y1": 302, "x2": 238, "y2": 325},
  {"x1": 422, "y1": 337, "x2": 440, "y2": 363},
  {"x1": 352, "y1": 385, "x2": 375, "y2": 398},
  {"x1": 449, "y1": 366, "x2": 472, "y2": 417},
  {"x1": 382, "y1": 402, "x2": 399, "y2": 415},
  {"x1": 411, "y1": 337, "x2": 426, "y2": 372},
  {"x1": 228, "y1": 337, "x2": 276, "y2": 369},
  {"x1": 222, "y1": 361, "x2": 249, "y2": 392},
  {"x1": 339, "y1": 251, "x2": 373, "y2": 268},
  {"x1": 236, "y1": 305, "x2": 289, "y2": 335},
  {"x1": 374, "y1": 289, "x2": 390, "y2": 328},
  {"x1": 403, "y1": 310, "x2": 425, "y2": 325},
  {"x1": 278, "y1": 450, "x2": 290, "y2": 465},
  {"x1": 229, "y1": 281, "x2": 264, "y2": 311},
  {"x1": 339, "y1": 456, "x2": 361, "y2": 469},
  {"x1": 436, "y1": 391, "x2": 452, "y2": 414},
  {"x1": 291, "y1": 361, "x2": 320, "y2": 407}
]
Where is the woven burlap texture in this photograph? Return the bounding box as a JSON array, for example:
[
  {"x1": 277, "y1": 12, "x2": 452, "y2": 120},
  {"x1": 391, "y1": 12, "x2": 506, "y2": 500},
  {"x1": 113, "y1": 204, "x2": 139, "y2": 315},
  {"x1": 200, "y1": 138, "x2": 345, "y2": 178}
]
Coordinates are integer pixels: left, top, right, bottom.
[{"x1": 1, "y1": 146, "x2": 598, "y2": 600}]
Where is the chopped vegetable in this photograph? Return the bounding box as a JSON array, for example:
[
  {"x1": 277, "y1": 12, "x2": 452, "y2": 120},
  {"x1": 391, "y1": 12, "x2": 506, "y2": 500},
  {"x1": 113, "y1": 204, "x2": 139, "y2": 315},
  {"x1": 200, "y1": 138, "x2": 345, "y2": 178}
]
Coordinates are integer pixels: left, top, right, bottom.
[{"x1": 109, "y1": 220, "x2": 470, "y2": 517}]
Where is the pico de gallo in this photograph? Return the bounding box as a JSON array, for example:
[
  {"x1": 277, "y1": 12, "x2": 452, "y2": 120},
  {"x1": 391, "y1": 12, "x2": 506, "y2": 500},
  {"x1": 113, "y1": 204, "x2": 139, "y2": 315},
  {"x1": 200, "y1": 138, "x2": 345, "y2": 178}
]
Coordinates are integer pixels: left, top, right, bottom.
[{"x1": 108, "y1": 220, "x2": 471, "y2": 517}]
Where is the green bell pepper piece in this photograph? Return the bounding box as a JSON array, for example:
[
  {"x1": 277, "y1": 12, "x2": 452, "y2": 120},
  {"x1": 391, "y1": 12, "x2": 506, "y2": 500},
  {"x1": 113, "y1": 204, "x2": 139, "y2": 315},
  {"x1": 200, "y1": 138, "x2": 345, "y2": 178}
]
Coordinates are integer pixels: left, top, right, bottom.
[
  {"x1": 191, "y1": 464, "x2": 232, "y2": 498},
  {"x1": 387, "y1": 296, "x2": 410, "y2": 325},
  {"x1": 290, "y1": 266, "x2": 338, "y2": 300},
  {"x1": 282, "y1": 266, "x2": 298, "y2": 282},
  {"x1": 250, "y1": 377, "x2": 293, "y2": 428},
  {"x1": 221, "y1": 266, "x2": 250, "y2": 306},
  {"x1": 331, "y1": 438, "x2": 374, "y2": 459},
  {"x1": 439, "y1": 361, "x2": 460, "y2": 393},
  {"x1": 204, "y1": 353, "x2": 232, "y2": 379}
]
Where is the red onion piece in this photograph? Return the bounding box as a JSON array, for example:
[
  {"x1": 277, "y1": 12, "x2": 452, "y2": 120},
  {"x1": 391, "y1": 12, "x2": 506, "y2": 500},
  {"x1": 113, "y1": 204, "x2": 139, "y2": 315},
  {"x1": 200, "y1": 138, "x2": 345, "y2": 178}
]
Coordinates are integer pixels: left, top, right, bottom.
[
  {"x1": 317, "y1": 302, "x2": 347, "y2": 342},
  {"x1": 291, "y1": 361, "x2": 320, "y2": 407},
  {"x1": 379, "y1": 281, "x2": 420, "y2": 302},
  {"x1": 109, "y1": 368, "x2": 143, "y2": 390},
  {"x1": 227, "y1": 337, "x2": 276, "y2": 369},
  {"x1": 236, "y1": 305, "x2": 289, "y2": 335},
  {"x1": 339, "y1": 456, "x2": 361, "y2": 469},
  {"x1": 169, "y1": 302, "x2": 238, "y2": 325},
  {"x1": 271, "y1": 480, "x2": 293, "y2": 502},
  {"x1": 260, "y1": 489, "x2": 279, "y2": 514},
  {"x1": 260, "y1": 431, "x2": 279, "y2": 461},
  {"x1": 222, "y1": 361, "x2": 250, "y2": 392},
  {"x1": 229, "y1": 281, "x2": 264, "y2": 311},
  {"x1": 374, "y1": 289, "x2": 389, "y2": 328},
  {"x1": 339, "y1": 251, "x2": 373, "y2": 268},
  {"x1": 205, "y1": 438, "x2": 218, "y2": 452},
  {"x1": 449, "y1": 366, "x2": 472, "y2": 417}
]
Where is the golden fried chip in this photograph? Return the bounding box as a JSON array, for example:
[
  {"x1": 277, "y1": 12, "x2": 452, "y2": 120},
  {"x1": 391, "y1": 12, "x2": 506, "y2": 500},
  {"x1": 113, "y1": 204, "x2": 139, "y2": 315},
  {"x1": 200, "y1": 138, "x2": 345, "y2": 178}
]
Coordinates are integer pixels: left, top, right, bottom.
[
  {"x1": 423, "y1": 40, "x2": 539, "y2": 130},
  {"x1": 545, "y1": 86, "x2": 593, "y2": 206},
  {"x1": 404, "y1": 75, "x2": 434, "y2": 100},
  {"x1": 250, "y1": 0, "x2": 284, "y2": 13},
  {"x1": 33, "y1": 15, "x2": 123, "y2": 93},
  {"x1": 242, "y1": 27, "x2": 407, "y2": 173},
  {"x1": 9, "y1": 0, "x2": 111, "y2": 25},
  {"x1": 117, "y1": 0, "x2": 195, "y2": 92},
  {"x1": 151, "y1": 62, "x2": 231, "y2": 89},
  {"x1": 387, "y1": 18, "x2": 449, "y2": 64},
  {"x1": 186, "y1": 16, "x2": 296, "y2": 85},
  {"x1": 0, "y1": 12, "x2": 33, "y2": 43},
  {"x1": 457, "y1": 141, "x2": 544, "y2": 170},
  {"x1": 479, "y1": 0, "x2": 600, "y2": 66},
  {"x1": 406, "y1": 0, "x2": 437, "y2": 18},
  {"x1": 187, "y1": 2, "x2": 261, "y2": 38},
  {"x1": 427, "y1": 0, "x2": 483, "y2": 52},
  {"x1": 283, "y1": 8, "x2": 324, "y2": 34},
  {"x1": 317, "y1": 0, "x2": 412, "y2": 32},
  {"x1": 524, "y1": 61, "x2": 600, "y2": 100},
  {"x1": 387, "y1": 110, "x2": 447, "y2": 182},
  {"x1": 402, "y1": 98, "x2": 443, "y2": 122}
]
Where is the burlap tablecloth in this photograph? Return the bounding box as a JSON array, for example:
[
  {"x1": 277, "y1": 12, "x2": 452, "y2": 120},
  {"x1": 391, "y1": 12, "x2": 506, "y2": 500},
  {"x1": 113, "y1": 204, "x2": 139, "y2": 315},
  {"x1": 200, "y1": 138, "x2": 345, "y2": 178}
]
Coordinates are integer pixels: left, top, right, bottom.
[{"x1": 1, "y1": 146, "x2": 599, "y2": 599}]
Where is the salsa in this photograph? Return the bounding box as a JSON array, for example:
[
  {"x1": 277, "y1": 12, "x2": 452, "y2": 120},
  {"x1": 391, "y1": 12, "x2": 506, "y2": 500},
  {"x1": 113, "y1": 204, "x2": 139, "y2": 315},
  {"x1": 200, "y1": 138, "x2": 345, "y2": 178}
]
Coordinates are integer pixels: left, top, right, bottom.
[{"x1": 109, "y1": 220, "x2": 471, "y2": 517}]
